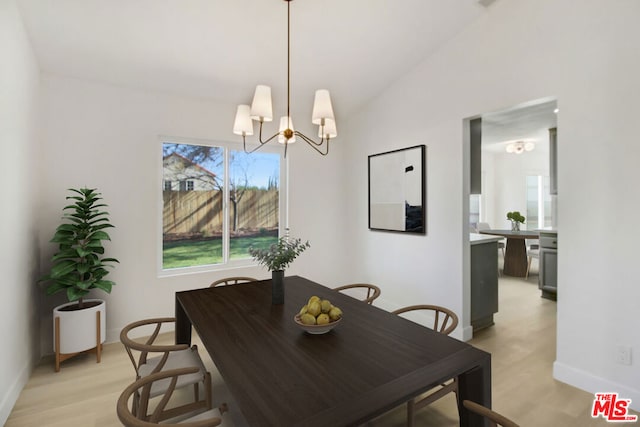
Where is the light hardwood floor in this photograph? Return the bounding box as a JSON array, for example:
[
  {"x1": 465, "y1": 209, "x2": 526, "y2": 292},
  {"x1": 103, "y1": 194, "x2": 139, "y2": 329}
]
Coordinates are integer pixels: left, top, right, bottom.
[{"x1": 7, "y1": 270, "x2": 636, "y2": 426}]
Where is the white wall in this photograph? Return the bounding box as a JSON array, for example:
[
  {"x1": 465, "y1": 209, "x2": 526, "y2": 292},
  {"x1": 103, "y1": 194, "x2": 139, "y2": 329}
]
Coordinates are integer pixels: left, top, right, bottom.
[
  {"x1": 345, "y1": 0, "x2": 640, "y2": 409},
  {"x1": 0, "y1": 0, "x2": 41, "y2": 423},
  {"x1": 36, "y1": 75, "x2": 349, "y2": 355}
]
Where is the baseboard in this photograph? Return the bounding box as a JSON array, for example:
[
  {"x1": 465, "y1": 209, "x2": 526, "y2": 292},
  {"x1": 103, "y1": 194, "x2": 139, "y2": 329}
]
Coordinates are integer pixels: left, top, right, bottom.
[
  {"x1": 0, "y1": 360, "x2": 32, "y2": 425},
  {"x1": 553, "y1": 361, "x2": 640, "y2": 412}
]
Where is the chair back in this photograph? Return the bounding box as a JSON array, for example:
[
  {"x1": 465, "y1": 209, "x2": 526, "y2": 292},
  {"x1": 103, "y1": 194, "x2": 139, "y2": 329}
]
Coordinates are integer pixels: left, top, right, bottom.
[
  {"x1": 333, "y1": 284, "x2": 381, "y2": 305},
  {"x1": 463, "y1": 400, "x2": 519, "y2": 427},
  {"x1": 120, "y1": 317, "x2": 190, "y2": 376},
  {"x1": 210, "y1": 277, "x2": 257, "y2": 287},
  {"x1": 476, "y1": 222, "x2": 491, "y2": 231},
  {"x1": 117, "y1": 367, "x2": 224, "y2": 426},
  {"x1": 392, "y1": 304, "x2": 459, "y2": 335}
]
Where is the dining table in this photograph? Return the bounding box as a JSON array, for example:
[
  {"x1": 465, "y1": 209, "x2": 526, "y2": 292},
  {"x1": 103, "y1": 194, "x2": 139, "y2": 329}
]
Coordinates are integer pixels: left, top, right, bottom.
[
  {"x1": 479, "y1": 229, "x2": 539, "y2": 277},
  {"x1": 175, "y1": 275, "x2": 491, "y2": 427}
]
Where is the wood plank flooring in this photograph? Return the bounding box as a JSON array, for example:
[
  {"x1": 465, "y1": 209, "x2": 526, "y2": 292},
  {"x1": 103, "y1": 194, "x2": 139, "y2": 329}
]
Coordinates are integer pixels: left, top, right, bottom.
[{"x1": 7, "y1": 271, "x2": 635, "y2": 426}]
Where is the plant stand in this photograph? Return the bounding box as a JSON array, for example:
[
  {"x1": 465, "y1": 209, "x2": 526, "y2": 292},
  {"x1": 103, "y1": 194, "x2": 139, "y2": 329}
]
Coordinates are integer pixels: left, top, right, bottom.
[{"x1": 53, "y1": 299, "x2": 106, "y2": 372}]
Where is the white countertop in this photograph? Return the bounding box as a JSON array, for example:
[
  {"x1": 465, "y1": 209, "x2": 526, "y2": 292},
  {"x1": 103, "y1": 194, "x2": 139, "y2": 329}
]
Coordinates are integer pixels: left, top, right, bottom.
[
  {"x1": 470, "y1": 233, "x2": 503, "y2": 245},
  {"x1": 535, "y1": 228, "x2": 558, "y2": 234}
]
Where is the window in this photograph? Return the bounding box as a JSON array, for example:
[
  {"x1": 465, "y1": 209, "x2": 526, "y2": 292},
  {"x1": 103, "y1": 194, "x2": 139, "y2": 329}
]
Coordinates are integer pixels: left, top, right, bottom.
[
  {"x1": 526, "y1": 175, "x2": 552, "y2": 230},
  {"x1": 161, "y1": 140, "x2": 283, "y2": 272}
]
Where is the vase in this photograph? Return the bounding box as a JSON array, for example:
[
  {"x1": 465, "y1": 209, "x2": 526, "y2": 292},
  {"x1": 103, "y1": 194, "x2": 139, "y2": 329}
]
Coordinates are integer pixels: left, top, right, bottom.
[
  {"x1": 271, "y1": 270, "x2": 285, "y2": 305},
  {"x1": 511, "y1": 221, "x2": 520, "y2": 231}
]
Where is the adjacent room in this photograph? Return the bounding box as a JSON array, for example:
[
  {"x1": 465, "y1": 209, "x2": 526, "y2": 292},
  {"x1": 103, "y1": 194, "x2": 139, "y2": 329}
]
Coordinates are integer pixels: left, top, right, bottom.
[{"x1": 2, "y1": 0, "x2": 639, "y2": 426}]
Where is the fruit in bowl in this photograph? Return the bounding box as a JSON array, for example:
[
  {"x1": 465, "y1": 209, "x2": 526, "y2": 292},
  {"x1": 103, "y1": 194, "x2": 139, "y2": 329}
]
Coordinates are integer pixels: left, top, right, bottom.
[{"x1": 294, "y1": 295, "x2": 343, "y2": 334}]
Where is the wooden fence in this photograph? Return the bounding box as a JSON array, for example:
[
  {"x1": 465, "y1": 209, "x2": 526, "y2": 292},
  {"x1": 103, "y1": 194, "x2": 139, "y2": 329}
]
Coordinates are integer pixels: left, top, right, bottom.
[{"x1": 163, "y1": 189, "x2": 279, "y2": 238}]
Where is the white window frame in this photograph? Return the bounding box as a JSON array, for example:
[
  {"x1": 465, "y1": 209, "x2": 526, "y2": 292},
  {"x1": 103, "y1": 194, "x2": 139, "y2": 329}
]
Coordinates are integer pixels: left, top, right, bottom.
[{"x1": 157, "y1": 135, "x2": 288, "y2": 277}]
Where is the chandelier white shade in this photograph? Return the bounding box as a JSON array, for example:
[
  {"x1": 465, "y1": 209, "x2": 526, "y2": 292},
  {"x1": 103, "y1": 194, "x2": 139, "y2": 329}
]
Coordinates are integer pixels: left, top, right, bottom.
[
  {"x1": 319, "y1": 118, "x2": 337, "y2": 139},
  {"x1": 311, "y1": 90, "x2": 335, "y2": 125},
  {"x1": 250, "y1": 85, "x2": 274, "y2": 122},
  {"x1": 278, "y1": 116, "x2": 296, "y2": 144},
  {"x1": 233, "y1": 105, "x2": 254, "y2": 136},
  {"x1": 505, "y1": 141, "x2": 535, "y2": 154},
  {"x1": 233, "y1": 0, "x2": 337, "y2": 157}
]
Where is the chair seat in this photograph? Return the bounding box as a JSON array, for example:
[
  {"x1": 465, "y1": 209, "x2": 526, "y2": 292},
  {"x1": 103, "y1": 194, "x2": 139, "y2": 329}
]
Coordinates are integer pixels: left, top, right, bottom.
[
  {"x1": 139, "y1": 347, "x2": 206, "y2": 398},
  {"x1": 185, "y1": 407, "x2": 230, "y2": 424}
]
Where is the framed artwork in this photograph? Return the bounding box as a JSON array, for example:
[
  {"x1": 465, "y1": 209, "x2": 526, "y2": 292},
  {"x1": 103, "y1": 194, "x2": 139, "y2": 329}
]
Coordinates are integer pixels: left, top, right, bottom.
[{"x1": 368, "y1": 145, "x2": 426, "y2": 234}]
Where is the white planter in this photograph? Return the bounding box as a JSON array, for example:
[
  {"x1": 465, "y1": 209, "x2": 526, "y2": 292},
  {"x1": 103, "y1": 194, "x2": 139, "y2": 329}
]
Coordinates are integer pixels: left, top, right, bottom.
[{"x1": 53, "y1": 298, "x2": 106, "y2": 354}]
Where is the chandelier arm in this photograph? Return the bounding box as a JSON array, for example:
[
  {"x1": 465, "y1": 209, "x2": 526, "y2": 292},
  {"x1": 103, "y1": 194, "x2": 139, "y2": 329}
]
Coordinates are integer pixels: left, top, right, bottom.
[
  {"x1": 242, "y1": 123, "x2": 281, "y2": 154},
  {"x1": 293, "y1": 131, "x2": 330, "y2": 156},
  {"x1": 293, "y1": 130, "x2": 326, "y2": 146}
]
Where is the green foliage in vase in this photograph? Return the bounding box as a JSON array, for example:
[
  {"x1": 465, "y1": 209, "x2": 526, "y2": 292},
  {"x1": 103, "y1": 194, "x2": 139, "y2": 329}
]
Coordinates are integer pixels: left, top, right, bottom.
[
  {"x1": 39, "y1": 188, "x2": 119, "y2": 307},
  {"x1": 248, "y1": 235, "x2": 310, "y2": 272},
  {"x1": 506, "y1": 211, "x2": 526, "y2": 223}
]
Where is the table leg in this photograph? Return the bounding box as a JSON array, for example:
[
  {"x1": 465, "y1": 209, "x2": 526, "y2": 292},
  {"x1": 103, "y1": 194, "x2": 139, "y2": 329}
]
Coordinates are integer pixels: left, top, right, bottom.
[
  {"x1": 457, "y1": 354, "x2": 491, "y2": 427},
  {"x1": 502, "y1": 238, "x2": 528, "y2": 277},
  {"x1": 175, "y1": 295, "x2": 192, "y2": 345}
]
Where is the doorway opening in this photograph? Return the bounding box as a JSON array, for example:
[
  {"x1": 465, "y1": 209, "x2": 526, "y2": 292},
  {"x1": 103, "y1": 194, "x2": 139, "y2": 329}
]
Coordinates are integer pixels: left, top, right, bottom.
[{"x1": 465, "y1": 97, "x2": 558, "y2": 339}]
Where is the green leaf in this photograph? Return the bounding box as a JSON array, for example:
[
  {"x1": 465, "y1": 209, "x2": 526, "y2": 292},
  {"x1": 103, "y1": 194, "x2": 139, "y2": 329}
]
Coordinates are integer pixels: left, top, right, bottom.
[
  {"x1": 67, "y1": 287, "x2": 89, "y2": 302},
  {"x1": 45, "y1": 282, "x2": 67, "y2": 295},
  {"x1": 94, "y1": 280, "x2": 114, "y2": 293},
  {"x1": 50, "y1": 260, "x2": 77, "y2": 278},
  {"x1": 89, "y1": 230, "x2": 111, "y2": 241},
  {"x1": 51, "y1": 249, "x2": 79, "y2": 261}
]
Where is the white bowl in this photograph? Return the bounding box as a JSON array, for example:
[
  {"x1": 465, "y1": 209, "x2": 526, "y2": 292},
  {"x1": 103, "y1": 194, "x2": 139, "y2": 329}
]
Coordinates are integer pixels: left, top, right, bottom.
[{"x1": 294, "y1": 314, "x2": 342, "y2": 334}]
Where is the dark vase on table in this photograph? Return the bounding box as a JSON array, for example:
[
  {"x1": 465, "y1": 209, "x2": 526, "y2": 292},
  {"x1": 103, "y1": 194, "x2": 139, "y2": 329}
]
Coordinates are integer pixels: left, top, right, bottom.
[{"x1": 271, "y1": 270, "x2": 285, "y2": 304}]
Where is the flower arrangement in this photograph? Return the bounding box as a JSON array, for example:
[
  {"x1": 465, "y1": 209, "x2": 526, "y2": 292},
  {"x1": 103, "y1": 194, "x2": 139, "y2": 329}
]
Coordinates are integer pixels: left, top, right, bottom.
[
  {"x1": 249, "y1": 233, "x2": 310, "y2": 272},
  {"x1": 506, "y1": 211, "x2": 525, "y2": 231},
  {"x1": 506, "y1": 211, "x2": 526, "y2": 224}
]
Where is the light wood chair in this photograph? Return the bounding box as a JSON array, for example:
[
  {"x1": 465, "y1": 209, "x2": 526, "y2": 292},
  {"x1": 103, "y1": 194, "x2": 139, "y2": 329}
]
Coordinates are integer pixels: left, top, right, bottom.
[
  {"x1": 463, "y1": 400, "x2": 520, "y2": 427},
  {"x1": 391, "y1": 305, "x2": 459, "y2": 427},
  {"x1": 117, "y1": 367, "x2": 230, "y2": 426},
  {"x1": 120, "y1": 318, "x2": 213, "y2": 418},
  {"x1": 210, "y1": 277, "x2": 257, "y2": 287},
  {"x1": 333, "y1": 284, "x2": 381, "y2": 305},
  {"x1": 526, "y1": 247, "x2": 539, "y2": 279}
]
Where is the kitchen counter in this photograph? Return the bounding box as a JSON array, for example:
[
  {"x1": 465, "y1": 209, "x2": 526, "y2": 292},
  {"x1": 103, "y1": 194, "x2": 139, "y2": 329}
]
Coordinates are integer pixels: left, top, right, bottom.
[{"x1": 470, "y1": 233, "x2": 503, "y2": 245}]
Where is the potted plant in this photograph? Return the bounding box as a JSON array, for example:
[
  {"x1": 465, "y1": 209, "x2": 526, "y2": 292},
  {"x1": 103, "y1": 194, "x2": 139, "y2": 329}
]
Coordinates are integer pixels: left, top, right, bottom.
[
  {"x1": 248, "y1": 230, "x2": 310, "y2": 304},
  {"x1": 506, "y1": 211, "x2": 526, "y2": 231},
  {"x1": 39, "y1": 188, "x2": 119, "y2": 371}
]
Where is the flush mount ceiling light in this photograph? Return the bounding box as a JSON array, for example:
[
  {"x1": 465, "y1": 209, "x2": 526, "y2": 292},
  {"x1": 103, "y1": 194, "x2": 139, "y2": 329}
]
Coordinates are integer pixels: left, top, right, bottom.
[
  {"x1": 505, "y1": 141, "x2": 535, "y2": 154},
  {"x1": 233, "y1": 0, "x2": 337, "y2": 157}
]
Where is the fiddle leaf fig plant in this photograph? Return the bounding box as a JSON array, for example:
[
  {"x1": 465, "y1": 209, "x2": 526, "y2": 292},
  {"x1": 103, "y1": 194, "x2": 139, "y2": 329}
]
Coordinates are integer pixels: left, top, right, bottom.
[{"x1": 39, "y1": 188, "x2": 119, "y2": 308}]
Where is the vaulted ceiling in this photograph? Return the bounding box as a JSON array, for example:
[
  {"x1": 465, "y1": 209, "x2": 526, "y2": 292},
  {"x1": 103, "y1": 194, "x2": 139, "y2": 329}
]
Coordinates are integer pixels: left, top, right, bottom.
[{"x1": 17, "y1": 0, "x2": 491, "y2": 122}]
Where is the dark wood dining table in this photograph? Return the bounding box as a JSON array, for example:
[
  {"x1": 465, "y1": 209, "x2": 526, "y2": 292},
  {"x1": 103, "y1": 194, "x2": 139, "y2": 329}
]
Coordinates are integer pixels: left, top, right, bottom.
[
  {"x1": 479, "y1": 229, "x2": 539, "y2": 277},
  {"x1": 175, "y1": 276, "x2": 491, "y2": 427}
]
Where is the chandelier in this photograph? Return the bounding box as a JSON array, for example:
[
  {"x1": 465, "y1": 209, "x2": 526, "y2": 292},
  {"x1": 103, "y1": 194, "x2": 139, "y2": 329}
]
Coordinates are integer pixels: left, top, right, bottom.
[
  {"x1": 232, "y1": 0, "x2": 337, "y2": 157},
  {"x1": 505, "y1": 141, "x2": 535, "y2": 154}
]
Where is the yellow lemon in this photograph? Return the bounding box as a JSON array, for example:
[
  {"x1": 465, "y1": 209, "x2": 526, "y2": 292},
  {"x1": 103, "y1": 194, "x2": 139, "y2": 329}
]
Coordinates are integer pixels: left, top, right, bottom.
[
  {"x1": 329, "y1": 306, "x2": 342, "y2": 321},
  {"x1": 299, "y1": 304, "x2": 308, "y2": 315},
  {"x1": 316, "y1": 313, "x2": 330, "y2": 325},
  {"x1": 300, "y1": 313, "x2": 316, "y2": 325},
  {"x1": 320, "y1": 299, "x2": 332, "y2": 313},
  {"x1": 307, "y1": 301, "x2": 321, "y2": 317},
  {"x1": 307, "y1": 295, "x2": 321, "y2": 306}
]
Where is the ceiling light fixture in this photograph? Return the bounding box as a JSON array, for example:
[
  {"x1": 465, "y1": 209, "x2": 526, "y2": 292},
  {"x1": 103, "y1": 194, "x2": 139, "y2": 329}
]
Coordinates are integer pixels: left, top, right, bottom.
[
  {"x1": 232, "y1": 0, "x2": 337, "y2": 157},
  {"x1": 505, "y1": 141, "x2": 535, "y2": 154}
]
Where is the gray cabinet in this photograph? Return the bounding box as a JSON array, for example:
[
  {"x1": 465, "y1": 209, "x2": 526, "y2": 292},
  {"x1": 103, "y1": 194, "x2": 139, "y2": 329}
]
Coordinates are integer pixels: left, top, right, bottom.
[
  {"x1": 538, "y1": 231, "x2": 557, "y2": 300},
  {"x1": 471, "y1": 239, "x2": 499, "y2": 330}
]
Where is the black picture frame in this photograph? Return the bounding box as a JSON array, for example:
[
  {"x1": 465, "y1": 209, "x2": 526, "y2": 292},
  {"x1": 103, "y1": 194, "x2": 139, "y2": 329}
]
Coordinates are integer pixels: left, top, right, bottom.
[{"x1": 368, "y1": 145, "x2": 426, "y2": 234}]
